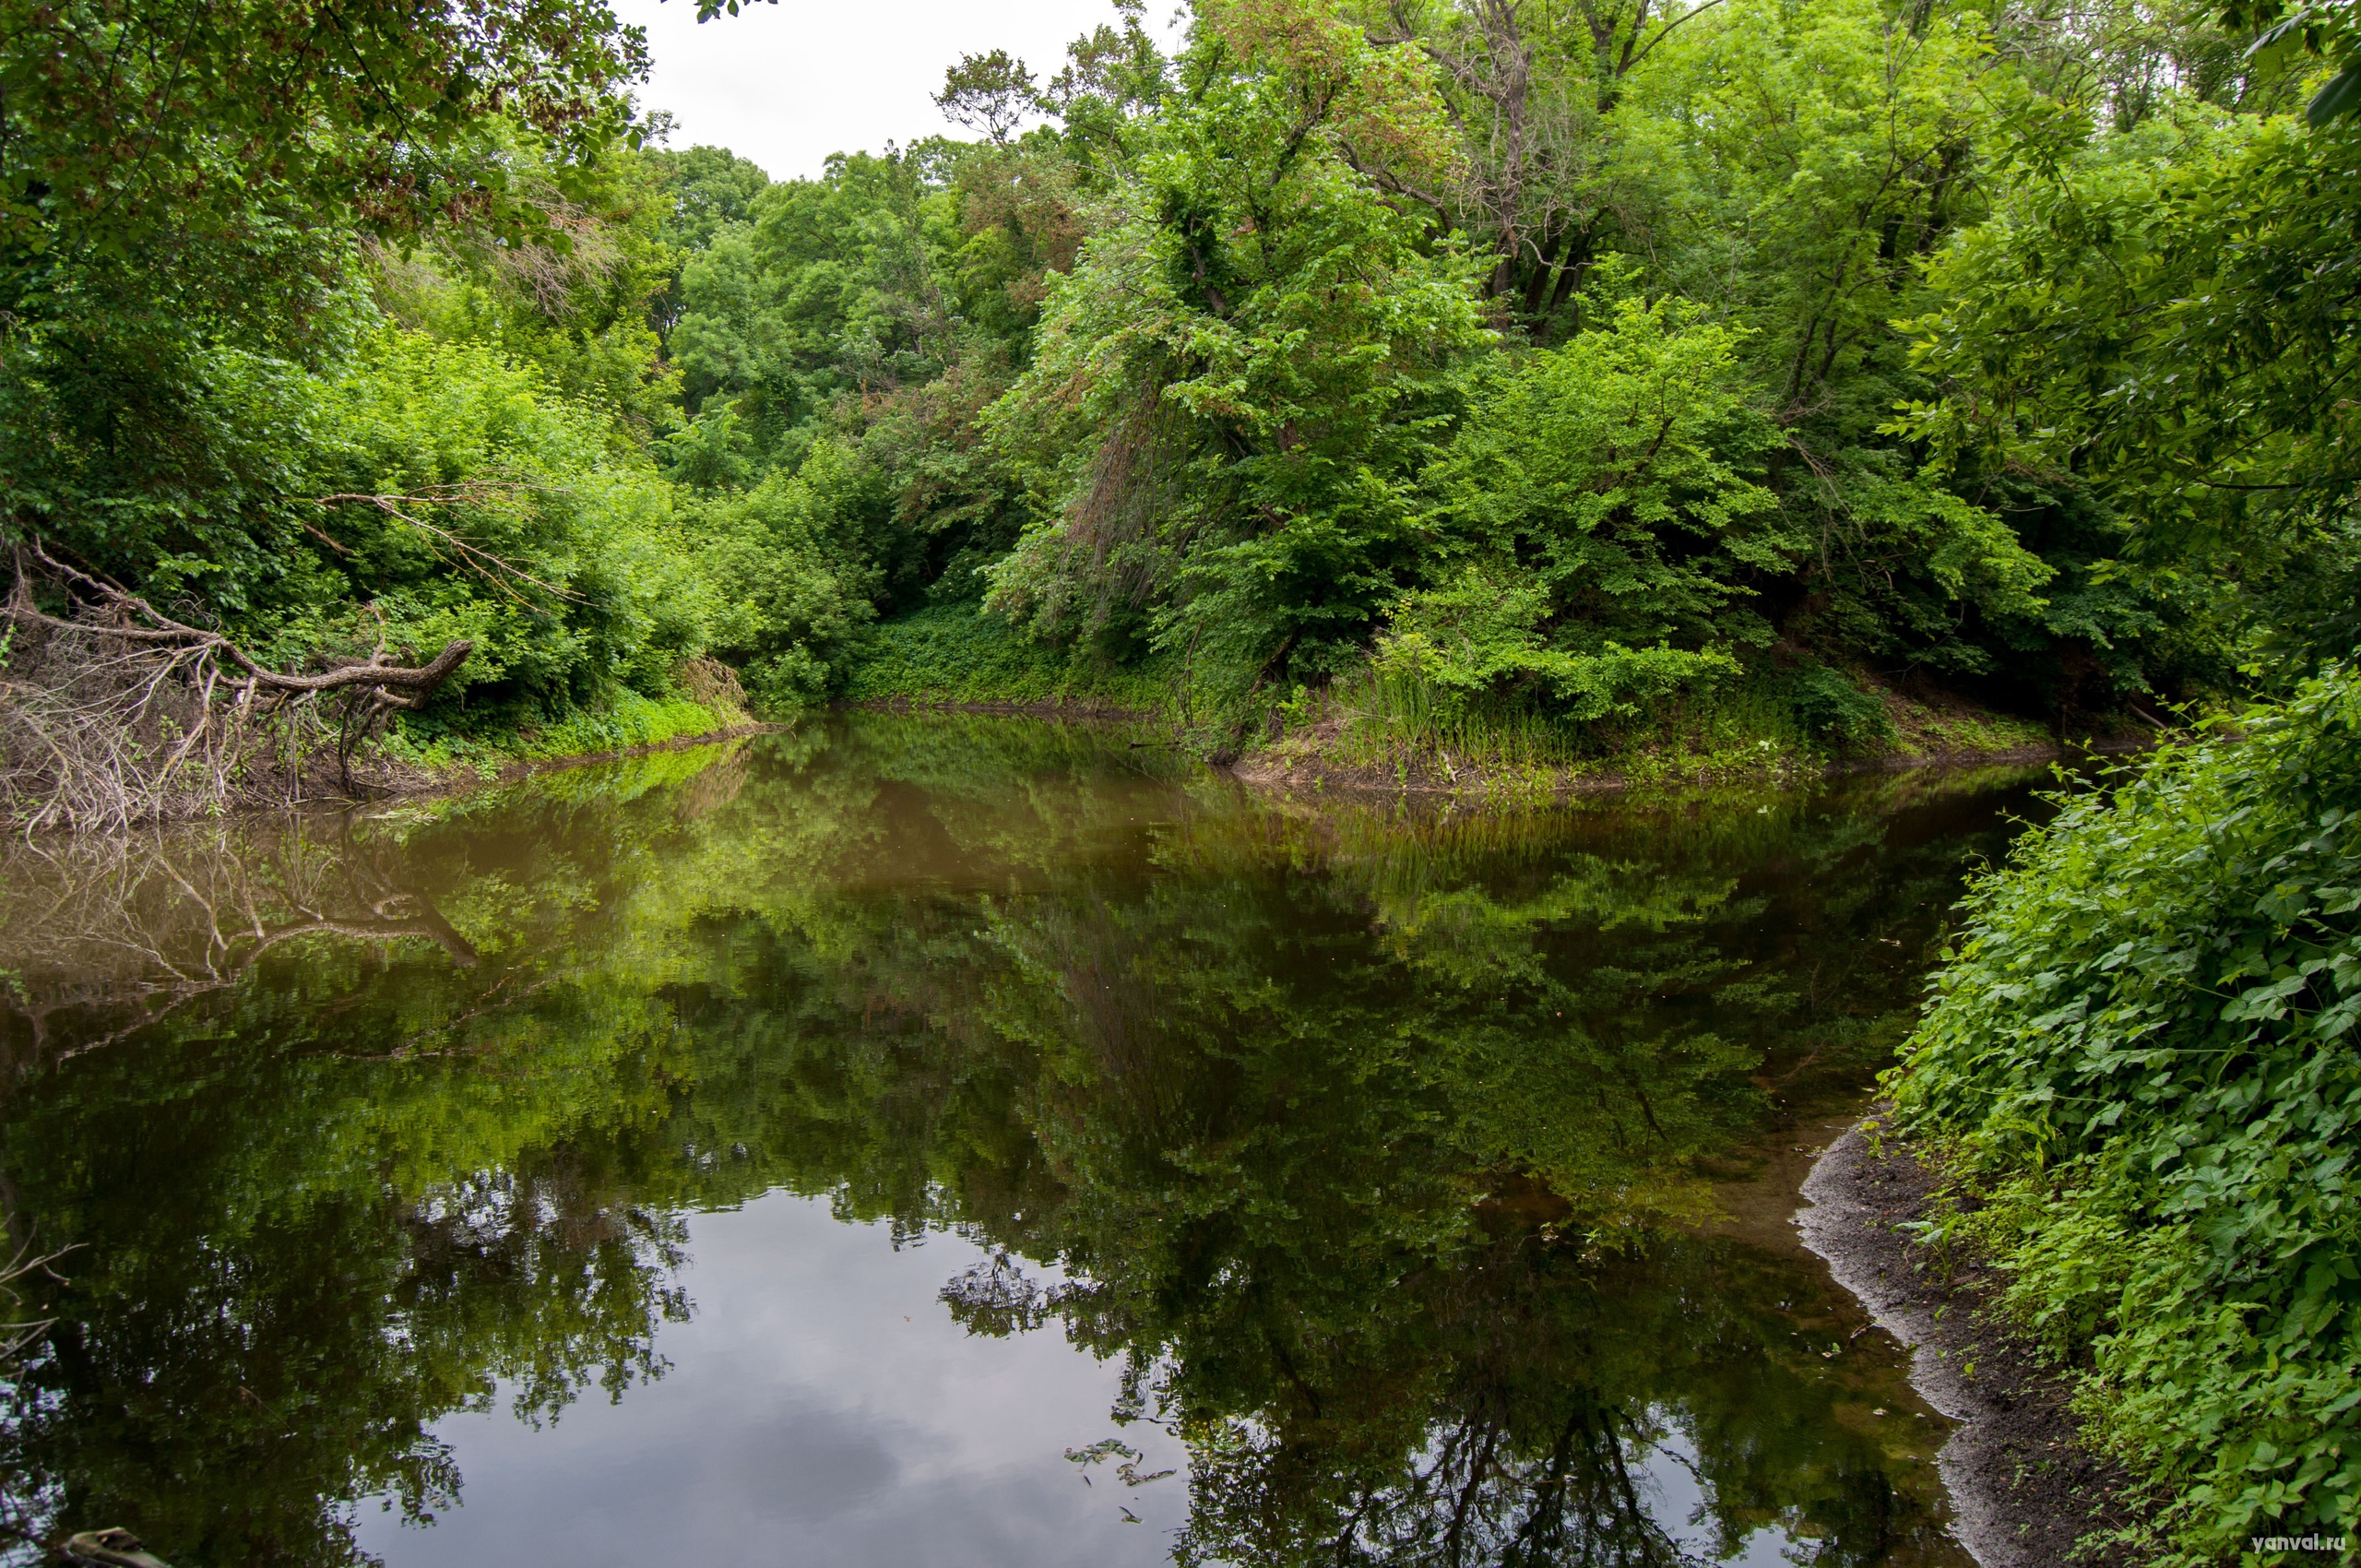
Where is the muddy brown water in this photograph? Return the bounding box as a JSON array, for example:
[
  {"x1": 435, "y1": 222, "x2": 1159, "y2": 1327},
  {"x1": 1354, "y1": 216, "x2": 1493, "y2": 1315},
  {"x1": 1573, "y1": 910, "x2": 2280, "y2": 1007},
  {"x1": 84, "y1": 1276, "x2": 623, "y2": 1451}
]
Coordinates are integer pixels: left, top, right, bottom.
[{"x1": 0, "y1": 715, "x2": 2047, "y2": 1567}]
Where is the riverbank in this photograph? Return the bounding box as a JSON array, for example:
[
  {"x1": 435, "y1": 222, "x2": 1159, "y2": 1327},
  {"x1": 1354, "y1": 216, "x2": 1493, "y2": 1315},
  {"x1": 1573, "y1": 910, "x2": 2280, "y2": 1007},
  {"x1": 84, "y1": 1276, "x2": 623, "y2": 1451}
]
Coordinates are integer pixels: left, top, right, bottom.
[
  {"x1": 840, "y1": 609, "x2": 2133, "y2": 795},
  {"x1": 1798, "y1": 1115, "x2": 2142, "y2": 1567},
  {"x1": 0, "y1": 648, "x2": 765, "y2": 835},
  {"x1": 6, "y1": 670, "x2": 2106, "y2": 838},
  {"x1": 845, "y1": 694, "x2": 2120, "y2": 798},
  {"x1": 397, "y1": 717, "x2": 780, "y2": 796},
  {"x1": 1228, "y1": 676, "x2": 2123, "y2": 798},
  {"x1": 241, "y1": 694, "x2": 770, "y2": 819},
  {"x1": 841, "y1": 605, "x2": 2128, "y2": 788}
]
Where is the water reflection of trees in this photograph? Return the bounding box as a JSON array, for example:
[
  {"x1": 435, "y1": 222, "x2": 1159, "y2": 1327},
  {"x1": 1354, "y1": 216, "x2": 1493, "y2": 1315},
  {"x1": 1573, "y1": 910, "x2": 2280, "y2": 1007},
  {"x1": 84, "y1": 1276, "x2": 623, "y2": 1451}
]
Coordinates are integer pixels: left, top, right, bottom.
[
  {"x1": 0, "y1": 720, "x2": 2021, "y2": 1565},
  {"x1": 0, "y1": 817, "x2": 481, "y2": 1069}
]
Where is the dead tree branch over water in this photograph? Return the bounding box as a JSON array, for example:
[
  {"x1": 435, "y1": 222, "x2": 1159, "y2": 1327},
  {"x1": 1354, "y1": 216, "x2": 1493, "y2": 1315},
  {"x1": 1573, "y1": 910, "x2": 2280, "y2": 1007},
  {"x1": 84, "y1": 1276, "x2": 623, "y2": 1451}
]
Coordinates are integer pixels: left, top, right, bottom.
[{"x1": 0, "y1": 540, "x2": 472, "y2": 833}]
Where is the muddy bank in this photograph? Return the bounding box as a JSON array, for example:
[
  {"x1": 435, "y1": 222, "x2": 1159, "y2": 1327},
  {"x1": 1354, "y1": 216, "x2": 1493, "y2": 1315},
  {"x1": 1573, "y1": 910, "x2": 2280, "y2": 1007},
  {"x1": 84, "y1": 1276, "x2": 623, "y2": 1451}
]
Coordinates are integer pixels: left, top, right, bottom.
[
  {"x1": 835, "y1": 690, "x2": 2146, "y2": 800},
  {"x1": 1797, "y1": 1115, "x2": 2142, "y2": 1566},
  {"x1": 1222, "y1": 671, "x2": 2148, "y2": 799}
]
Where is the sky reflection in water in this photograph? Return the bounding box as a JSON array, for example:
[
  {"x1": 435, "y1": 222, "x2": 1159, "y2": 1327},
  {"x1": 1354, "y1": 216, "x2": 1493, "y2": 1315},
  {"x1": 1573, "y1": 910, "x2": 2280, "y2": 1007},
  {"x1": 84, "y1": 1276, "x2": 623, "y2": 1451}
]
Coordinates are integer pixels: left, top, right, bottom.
[{"x1": 0, "y1": 716, "x2": 2036, "y2": 1566}]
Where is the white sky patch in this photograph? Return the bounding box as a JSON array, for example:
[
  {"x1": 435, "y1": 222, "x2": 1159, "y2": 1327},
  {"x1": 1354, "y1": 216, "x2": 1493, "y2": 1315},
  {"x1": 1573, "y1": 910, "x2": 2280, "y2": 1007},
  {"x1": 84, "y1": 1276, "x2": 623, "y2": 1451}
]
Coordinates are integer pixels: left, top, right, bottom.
[{"x1": 611, "y1": 0, "x2": 1178, "y2": 181}]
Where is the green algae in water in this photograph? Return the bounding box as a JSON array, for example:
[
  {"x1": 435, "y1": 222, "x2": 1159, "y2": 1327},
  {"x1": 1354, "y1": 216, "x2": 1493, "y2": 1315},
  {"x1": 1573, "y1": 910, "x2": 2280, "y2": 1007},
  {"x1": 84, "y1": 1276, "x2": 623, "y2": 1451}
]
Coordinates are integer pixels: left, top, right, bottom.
[{"x1": 0, "y1": 715, "x2": 2028, "y2": 1566}]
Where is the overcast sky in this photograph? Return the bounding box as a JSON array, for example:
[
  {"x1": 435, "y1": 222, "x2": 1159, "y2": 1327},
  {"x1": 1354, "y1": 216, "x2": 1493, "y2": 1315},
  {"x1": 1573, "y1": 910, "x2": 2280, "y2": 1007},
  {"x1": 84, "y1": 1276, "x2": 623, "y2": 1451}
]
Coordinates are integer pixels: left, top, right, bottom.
[{"x1": 611, "y1": 0, "x2": 1171, "y2": 181}]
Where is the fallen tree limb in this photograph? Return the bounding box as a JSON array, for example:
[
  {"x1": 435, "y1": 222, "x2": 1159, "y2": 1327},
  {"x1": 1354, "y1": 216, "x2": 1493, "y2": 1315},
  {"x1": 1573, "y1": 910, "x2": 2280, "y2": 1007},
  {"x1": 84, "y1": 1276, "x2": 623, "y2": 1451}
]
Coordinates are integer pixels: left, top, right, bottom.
[
  {"x1": 6, "y1": 540, "x2": 471, "y2": 705},
  {"x1": 1, "y1": 539, "x2": 474, "y2": 833}
]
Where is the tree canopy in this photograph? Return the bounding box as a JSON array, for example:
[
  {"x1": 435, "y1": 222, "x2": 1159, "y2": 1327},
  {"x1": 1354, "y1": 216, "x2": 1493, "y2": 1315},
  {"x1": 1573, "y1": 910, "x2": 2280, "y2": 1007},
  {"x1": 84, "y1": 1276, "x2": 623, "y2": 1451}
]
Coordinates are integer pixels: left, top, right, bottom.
[{"x1": 4, "y1": 0, "x2": 2350, "y2": 764}]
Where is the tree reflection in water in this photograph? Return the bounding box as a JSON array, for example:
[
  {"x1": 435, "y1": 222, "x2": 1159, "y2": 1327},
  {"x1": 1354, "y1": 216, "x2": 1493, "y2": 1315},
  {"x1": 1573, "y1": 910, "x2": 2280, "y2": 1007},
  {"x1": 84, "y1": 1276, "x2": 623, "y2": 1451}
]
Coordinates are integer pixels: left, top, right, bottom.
[{"x1": 0, "y1": 717, "x2": 2026, "y2": 1566}]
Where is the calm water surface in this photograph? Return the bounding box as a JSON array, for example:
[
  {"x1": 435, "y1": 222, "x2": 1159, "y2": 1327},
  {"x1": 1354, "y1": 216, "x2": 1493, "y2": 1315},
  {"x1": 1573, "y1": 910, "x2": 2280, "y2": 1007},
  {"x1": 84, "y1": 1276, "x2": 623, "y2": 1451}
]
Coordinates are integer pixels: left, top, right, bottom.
[{"x1": 0, "y1": 717, "x2": 2043, "y2": 1567}]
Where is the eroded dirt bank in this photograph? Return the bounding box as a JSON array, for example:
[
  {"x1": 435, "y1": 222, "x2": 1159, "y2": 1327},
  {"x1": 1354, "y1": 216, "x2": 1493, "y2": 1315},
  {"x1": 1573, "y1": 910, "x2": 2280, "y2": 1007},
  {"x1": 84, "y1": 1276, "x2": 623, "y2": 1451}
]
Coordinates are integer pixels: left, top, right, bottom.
[{"x1": 1797, "y1": 1116, "x2": 2142, "y2": 1567}]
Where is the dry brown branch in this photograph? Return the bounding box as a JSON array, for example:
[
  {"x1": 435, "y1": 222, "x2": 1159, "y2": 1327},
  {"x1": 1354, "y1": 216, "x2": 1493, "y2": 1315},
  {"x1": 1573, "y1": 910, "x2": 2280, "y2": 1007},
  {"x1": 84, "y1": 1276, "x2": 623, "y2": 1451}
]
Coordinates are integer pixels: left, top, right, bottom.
[{"x1": 1, "y1": 541, "x2": 473, "y2": 834}]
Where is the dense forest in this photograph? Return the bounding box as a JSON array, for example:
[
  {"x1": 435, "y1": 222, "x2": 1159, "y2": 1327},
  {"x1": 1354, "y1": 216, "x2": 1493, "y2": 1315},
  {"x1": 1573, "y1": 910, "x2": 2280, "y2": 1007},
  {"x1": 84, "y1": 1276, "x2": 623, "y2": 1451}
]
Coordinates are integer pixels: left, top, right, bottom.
[
  {"x1": 3, "y1": 0, "x2": 2360, "y2": 1561},
  {"x1": 5, "y1": 0, "x2": 2357, "y2": 826}
]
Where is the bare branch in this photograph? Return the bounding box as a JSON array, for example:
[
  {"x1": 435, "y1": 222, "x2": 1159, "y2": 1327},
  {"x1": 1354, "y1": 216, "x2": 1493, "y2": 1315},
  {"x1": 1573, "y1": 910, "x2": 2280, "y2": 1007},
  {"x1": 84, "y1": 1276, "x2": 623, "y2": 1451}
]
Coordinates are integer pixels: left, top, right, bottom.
[{"x1": 2, "y1": 543, "x2": 473, "y2": 832}]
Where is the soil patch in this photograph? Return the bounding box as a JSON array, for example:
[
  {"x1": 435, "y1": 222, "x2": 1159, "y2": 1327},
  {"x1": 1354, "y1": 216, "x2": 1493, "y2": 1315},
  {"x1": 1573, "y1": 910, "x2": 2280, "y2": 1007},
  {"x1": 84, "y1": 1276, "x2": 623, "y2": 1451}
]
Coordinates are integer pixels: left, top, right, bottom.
[{"x1": 1798, "y1": 1113, "x2": 2143, "y2": 1566}]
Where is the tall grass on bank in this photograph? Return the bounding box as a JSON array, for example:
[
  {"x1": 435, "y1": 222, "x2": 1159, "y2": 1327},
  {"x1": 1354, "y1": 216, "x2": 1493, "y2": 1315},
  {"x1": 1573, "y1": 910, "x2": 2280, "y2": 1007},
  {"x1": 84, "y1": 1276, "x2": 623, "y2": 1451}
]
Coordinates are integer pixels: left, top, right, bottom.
[
  {"x1": 1888, "y1": 665, "x2": 2361, "y2": 1563},
  {"x1": 1303, "y1": 656, "x2": 1908, "y2": 780}
]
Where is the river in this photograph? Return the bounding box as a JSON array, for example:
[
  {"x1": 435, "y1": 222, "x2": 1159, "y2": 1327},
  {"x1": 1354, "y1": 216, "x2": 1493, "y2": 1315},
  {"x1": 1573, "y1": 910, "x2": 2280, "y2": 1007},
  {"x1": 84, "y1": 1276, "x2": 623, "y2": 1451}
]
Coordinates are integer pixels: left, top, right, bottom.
[{"x1": 0, "y1": 715, "x2": 2046, "y2": 1567}]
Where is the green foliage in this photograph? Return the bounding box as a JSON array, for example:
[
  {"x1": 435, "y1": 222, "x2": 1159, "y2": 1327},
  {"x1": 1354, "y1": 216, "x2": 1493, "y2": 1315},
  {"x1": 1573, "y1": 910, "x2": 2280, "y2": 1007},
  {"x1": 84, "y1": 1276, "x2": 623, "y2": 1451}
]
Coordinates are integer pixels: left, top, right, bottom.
[
  {"x1": 980, "y1": 3, "x2": 1489, "y2": 695},
  {"x1": 1896, "y1": 105, "x2": 2361, "y2": 689},
  {"x1": 682, "y1": 438, "x2": 894, "y2": 707},
  {"x1": 1315, "y1": 650, "x2": 1899, "y2": 782},
  {"x1": 373, "y1": 135, "x2": 687, "y2": 441},
  {"x1": 1890, "y1": 665, "x2": 2361, "y2": 1561},
  {"x1": 642, "y1": 145, "x2": 773, "y2": 268},
  {"x1": 1370, "y1": 565, "x2": 1739, "y2": 726},
  {"x1": 1784, "y1": 659, "x2": 1893, "y2": 748},
  {"x1": 385, "y1": 690, "x2": 742, "y2": 778},
  {"x1": 516, "y1": 691, "x2": 739, "y2": 757},
  {"x1": 0, "y1": 0, "x2": 645, "y2": 298},
  {"x1": 0, "y1": 0, "x2": 655, "y2": 582},
  {"x1": 2231, "y1": 0, "x2": 2361, "y2": 125},
  {"x1": 0, "y1": 0, "x2": 790, "y2": 786},
  {"x1": 26, "y1": 0, "x2": 2349, "y2": 789},
  {"x1": 840, "y1": 601, "x2": 1184, "y2": 712},
  {"x1": 929, "y1": 0, "x2": 2216, "y2": 746},
  {"x1": 1401, "y1": 294, "x2": 1787, "y2": 719},
  {"x1": 279, "y1": 329, "x2": 728, "y2": 724},
  {"x1": 670, "y1": 147, "x2": 963, "y2": 445},
  {"x1": 17, "y1": 0, "x2": 2361, "y2": 1550}
]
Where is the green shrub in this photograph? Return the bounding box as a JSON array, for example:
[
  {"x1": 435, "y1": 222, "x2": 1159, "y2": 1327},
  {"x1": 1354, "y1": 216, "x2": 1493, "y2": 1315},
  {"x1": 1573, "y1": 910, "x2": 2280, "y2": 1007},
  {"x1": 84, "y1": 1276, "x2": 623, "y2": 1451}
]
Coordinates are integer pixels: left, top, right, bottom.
[
  {"x1": 840, "y1": 602, "x2": 1183, "y2": 714},
  {"x1": 1786, "y1": 660, "x2": 1892, "y2": 749},
  {"x1": 684, "y1": 437, "x2": 890, "y2": 709},
  {"x1": 1890, "y1": 664, "x2": 2361, "y2": 1562}
]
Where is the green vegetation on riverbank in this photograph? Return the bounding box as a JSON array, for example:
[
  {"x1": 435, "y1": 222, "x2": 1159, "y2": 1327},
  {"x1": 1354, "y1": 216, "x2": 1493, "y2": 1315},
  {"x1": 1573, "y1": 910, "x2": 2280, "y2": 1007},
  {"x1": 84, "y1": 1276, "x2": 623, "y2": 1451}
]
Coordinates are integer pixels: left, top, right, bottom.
[
  {"x1": 9, "y1": 0, "x2": 2361, "y2": 827},
  {"x1": 840, "y1": 604, "x2": 1186, "y2": 714},
  {"x1": 5, "y1": 0, "x2": 2361, "y2": 1544},
  {"x1": 372, "y1": 684, "x2": 749, "y2": 781},
  {"x1": 1888, "y1": 664, "x2": 2361, "y2": 1563}
]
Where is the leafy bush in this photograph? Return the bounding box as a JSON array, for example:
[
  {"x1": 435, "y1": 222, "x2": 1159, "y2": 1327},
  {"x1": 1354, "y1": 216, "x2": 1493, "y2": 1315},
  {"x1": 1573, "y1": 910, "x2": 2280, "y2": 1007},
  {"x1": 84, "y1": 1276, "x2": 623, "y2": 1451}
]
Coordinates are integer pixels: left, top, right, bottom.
[
  {"x1": 1889, "y1": 664, "x2": 2361, "y2": 1562},
  {"x1": 1785, "y1": 660, "x2": 1891, "y2": 748},
  {"x1": 842, "y1": 602, "x2": 1181, "y2": 713},
  {"x1": 978, "y1": 5, "x2": 1488, "y2": 690},
  {"x1": 684, "y1": 437, "x2": 892, "y2": 708},
  {"x1": 1422, "y1": 293, "x2": 1797, "y2": 664},
  {"x1": 1370, "y1": 565, "x2": 1738, "y2": 724}
]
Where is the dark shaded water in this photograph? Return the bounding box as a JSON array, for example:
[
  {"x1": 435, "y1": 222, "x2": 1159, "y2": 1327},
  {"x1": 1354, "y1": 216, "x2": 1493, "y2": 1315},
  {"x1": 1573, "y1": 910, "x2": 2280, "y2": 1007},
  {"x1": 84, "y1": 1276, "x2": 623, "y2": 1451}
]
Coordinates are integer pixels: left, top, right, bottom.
[{"x1": 0, "y1": 717, "x2": 2043, "y2": 1567}]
